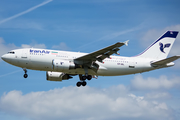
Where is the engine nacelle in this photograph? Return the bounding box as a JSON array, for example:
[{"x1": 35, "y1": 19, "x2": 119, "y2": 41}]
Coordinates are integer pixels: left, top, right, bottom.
[
  {"x1": 52, "y1": 59, "x2": 75, "y2": 71},
  {"x1": 46, "y1": 71, "x2": 72, "y2": 81}
]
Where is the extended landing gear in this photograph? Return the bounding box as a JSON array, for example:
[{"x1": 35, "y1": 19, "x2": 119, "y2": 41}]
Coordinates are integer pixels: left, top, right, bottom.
[
  {"x1": 82, "y1": 75, "x2": 92, "y2": 80},
  {"x1": 23, "y1": 68, "x2": 28, "y2": 78},
  {"x1": 76, "y1": 66, "x2": 94, "y2": 87},
  {"x1": 76, "y1": 74, "x2": 92, "y2": 87},
  {"x1": 76, "y1": 81, "x2": 87, "y2": 87},
  {"x1": 24, "y1": 74, "x2": 28, "y2": 78}
]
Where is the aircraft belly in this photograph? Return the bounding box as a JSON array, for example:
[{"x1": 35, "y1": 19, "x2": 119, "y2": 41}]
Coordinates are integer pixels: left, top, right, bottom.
[
  {"x1": 97, "y1": 62, "x2": 149, "y2": 76},
  {"x1": 54, "y1": 68, "x2": 96, "y2": 75},
  {"x1": 97, "y1": 64, "x2": 129, "y2": 76}
]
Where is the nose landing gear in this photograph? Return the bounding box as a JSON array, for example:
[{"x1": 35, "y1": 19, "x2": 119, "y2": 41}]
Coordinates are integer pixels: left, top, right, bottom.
[
  {"x1": 24, "y1": 74, "x2": 28, "y2": 78},
  {"x1": 23, "y1": 68, "x2": 28, "y2": 78}
]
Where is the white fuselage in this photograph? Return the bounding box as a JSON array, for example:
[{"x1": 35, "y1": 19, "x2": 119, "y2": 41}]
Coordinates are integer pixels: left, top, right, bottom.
[
  {"x1": 2, "y1": 48, "x2": 157, "y2": 76},
  {"x1": 1, "y1": 31, "x2": 178, "y2": 87}
]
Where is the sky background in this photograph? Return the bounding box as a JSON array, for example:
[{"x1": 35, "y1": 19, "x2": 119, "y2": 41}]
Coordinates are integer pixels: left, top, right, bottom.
[{"x1": 0, "y1": 0, "x2": 180, "y2": 120}]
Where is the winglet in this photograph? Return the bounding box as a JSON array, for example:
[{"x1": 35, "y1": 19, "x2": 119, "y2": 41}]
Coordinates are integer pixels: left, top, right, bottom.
[{"x1": 124, "y1": 40, "x2": 129, "y2": 46}]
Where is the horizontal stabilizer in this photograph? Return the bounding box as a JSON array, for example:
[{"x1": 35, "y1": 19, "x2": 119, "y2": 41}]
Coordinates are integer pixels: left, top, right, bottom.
[{"x1": 151, "y1": 55, "x2": 180, "y2": 66}]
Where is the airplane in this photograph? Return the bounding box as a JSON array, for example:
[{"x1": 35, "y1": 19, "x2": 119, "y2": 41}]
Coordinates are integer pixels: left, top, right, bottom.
[{"x1": 1, "y1": 31, "x2": 180, "y2": 87}]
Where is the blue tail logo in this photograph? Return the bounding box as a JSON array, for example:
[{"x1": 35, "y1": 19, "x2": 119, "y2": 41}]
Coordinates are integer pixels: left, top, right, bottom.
[{"x1": 159, "y1": 42, "x2": 171, "y2": 53}]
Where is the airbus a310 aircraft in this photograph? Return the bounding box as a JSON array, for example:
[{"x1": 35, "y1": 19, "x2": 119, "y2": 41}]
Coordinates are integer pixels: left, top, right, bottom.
[{"x1": 1, "y1": 31, "x2": 180, "y2": 87}]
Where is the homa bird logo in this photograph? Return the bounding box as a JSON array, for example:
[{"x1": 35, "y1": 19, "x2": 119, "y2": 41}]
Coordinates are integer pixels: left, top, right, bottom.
[{"x1": 159, "y1": 42, "x2": 171, "y2": 53}]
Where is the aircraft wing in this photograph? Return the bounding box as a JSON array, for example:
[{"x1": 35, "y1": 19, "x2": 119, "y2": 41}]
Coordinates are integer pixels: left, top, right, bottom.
[
  {"x1": 74, "y1": 40, "x2": 129, "y2": 64},
  {"x1": 151, "y1": 55, "x2": 180, "y2": 66}
]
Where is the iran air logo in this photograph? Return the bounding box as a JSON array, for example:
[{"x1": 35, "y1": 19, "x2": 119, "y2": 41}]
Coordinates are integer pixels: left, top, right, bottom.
[{"x1": 159, "y1": 42, "x2": 171, "y2": 53}]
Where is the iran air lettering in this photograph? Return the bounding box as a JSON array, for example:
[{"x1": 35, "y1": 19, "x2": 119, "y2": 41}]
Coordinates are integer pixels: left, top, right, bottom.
[{"x1": 30, "y1": 49, "x2": 50, "y2": 54}]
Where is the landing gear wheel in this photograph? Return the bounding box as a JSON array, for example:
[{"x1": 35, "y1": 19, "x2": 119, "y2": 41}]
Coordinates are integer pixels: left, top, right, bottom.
[
  {"x1": 24, "y1": 74, "x2": 28, "y2": 78},
  {"x1": 76, "y1": 82, "x2": 82, "y2": 87},
  {"x1": 82, "y1": 76, "x2": 86, "y2": 80},
  {"x1": 82, "y1": 81, "x2": 87, "y2": 86},
  {"x1": 23, "y1": 68, "x2": 28, "y2": 78},
  {"x1": 87, "y1": 75, "x2": 92, "y2": 80}
]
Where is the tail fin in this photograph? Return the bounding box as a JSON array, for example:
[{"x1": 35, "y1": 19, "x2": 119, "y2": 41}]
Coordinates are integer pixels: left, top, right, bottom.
[{"x1": 137, "y1": 31, "x2": 179, "y2": 60}]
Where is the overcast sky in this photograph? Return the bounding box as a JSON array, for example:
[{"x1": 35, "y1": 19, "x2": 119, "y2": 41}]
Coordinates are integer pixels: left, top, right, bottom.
[{"x1": 0, "y1": 0, "x2": 180, "y2": 120}]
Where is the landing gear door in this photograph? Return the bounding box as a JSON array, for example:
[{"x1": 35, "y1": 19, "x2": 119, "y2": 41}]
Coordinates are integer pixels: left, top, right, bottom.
[{"x1": 22, "y1": 49, "x2": 28, "y2": 59}]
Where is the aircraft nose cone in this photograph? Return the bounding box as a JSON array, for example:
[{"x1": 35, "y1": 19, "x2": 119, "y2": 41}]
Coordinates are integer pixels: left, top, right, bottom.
[
  {"x1": 1, "y1": 54, "x2": 5, "y2": 60},
  {"x1": 1, "y1": 54, "x2": 8, "y2": 62},
  {"x1": 1, "y1": 54, "x2": 14, "y2": 64}
]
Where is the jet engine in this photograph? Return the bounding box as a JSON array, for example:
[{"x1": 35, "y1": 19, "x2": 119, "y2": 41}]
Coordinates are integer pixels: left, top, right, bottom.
[
  {"x1": 52, "y1": 59, "x2": 76, "y2": 71},
  {"x1": 46, "y1": 71, "x2": 72, "y2": 81}
]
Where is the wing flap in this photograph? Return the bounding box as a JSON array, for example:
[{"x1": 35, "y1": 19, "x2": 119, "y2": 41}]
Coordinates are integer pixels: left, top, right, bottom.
[{"x1": 151, "y1": 55, "x2": 180, "y2": 66}]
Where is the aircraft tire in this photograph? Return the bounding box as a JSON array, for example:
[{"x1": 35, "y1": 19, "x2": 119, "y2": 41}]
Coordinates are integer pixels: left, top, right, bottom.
[
  {"x1": 82, "y1": 81, "x2": 87, "y2": 86},
  {"x1": 76, "y1": 82, "x2": 82, "y2": 87},
  {"x1": 82, "y1": 76, "x2": 86, "y2": 80},
  {"x1": 24, "y1": 74, "x2": 28, "y2": 78},
  {"x1": 87, "y1": 75, "x2": 92, "y2": 80}
]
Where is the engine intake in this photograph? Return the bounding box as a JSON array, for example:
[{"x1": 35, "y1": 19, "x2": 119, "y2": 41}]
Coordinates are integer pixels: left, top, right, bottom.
[{"x1": 46, "y1": 71, "x2": 72, "y2": 81}]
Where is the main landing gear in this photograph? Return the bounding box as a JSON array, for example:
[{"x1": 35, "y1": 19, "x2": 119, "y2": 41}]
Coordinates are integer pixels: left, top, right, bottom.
[
  {"x1": 76, "y1": 74, "x2": 92, "y2": 87},
  {"x1": 23, "y1": 68, "x2": 28, "y2": 78}
]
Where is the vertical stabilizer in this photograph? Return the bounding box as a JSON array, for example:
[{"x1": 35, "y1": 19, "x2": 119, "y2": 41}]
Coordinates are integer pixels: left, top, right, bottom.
[{"x1": 137, "y1": 31, "x2": 179, "y2": 60}]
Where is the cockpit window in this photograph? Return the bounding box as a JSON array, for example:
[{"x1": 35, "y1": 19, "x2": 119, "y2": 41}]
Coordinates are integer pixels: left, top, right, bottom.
[{"x1": 8, "y1": 51, "x2": 15, "y2": 54}]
